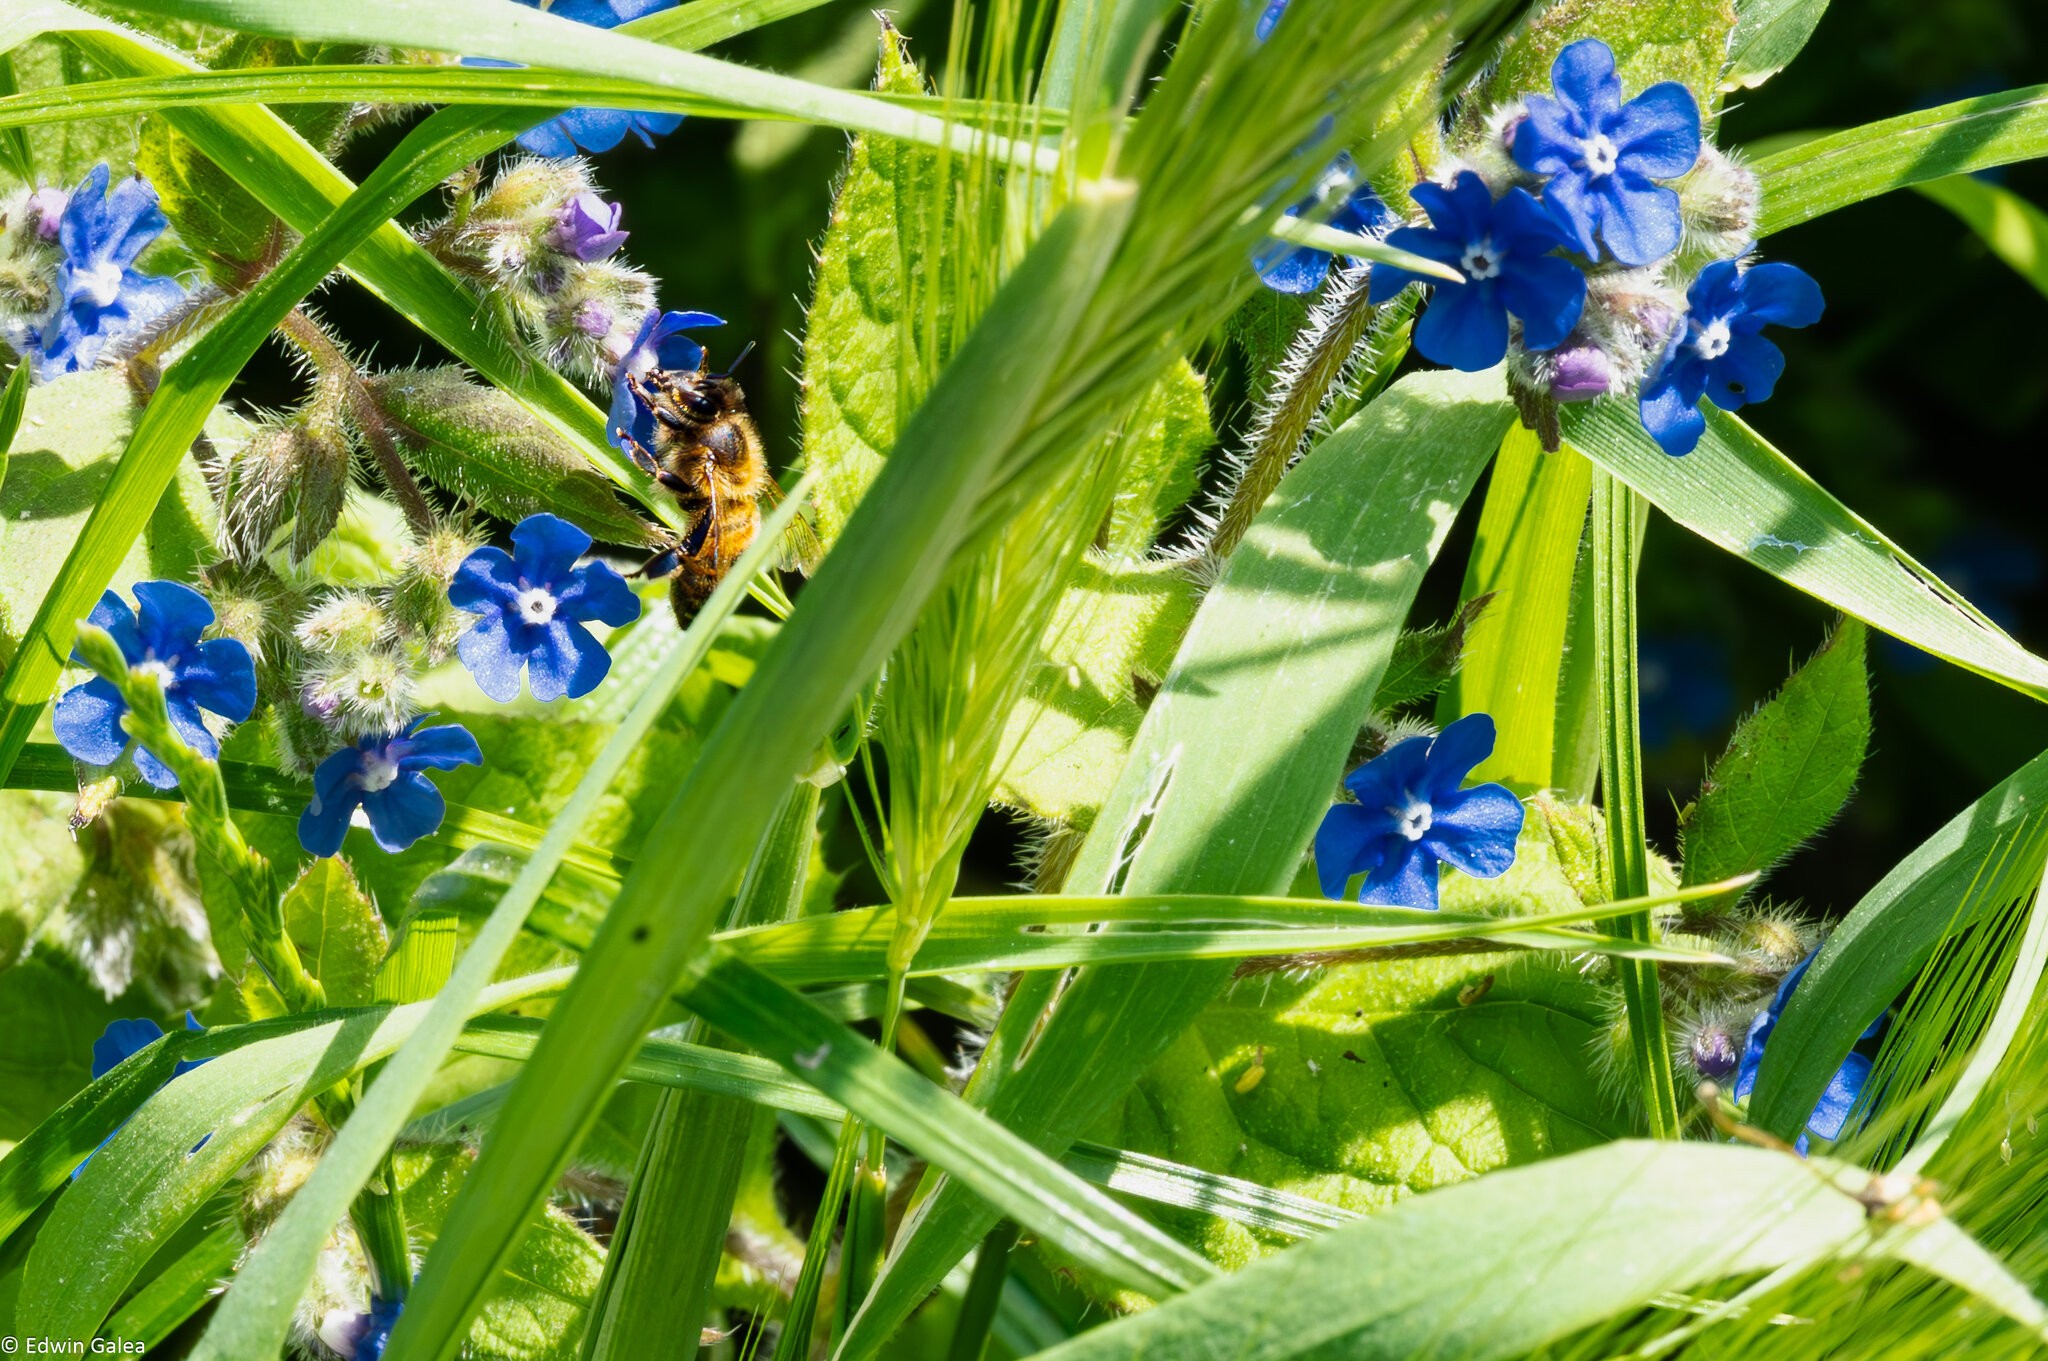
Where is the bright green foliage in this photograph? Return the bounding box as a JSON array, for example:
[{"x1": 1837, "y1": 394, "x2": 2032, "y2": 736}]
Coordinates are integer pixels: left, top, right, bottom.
[
  {"x1": 1376, "y1": 596, "x2": 1491, "y2": 713},
  {"x1": 278, "y1": 858, "x2": 387, "y2": 1007},
  {"x1": 1099, "y1": 360, "x2": 1211, "y2": 558},
  {"x1": 1475, "y1": 0, "x2": 1739, "y2": 116},
  {"x1": 992, "y1": 557, "x2": 1197, "y2": 830},
  {"x1": 1680, "y1": 618, "x2": 1869, "y2": 896},
  {"x1": 0, "y1": 372, "x2": 225, "y2": 666},
  {"x1": 369, "y1": 368, "x2": 659, "y2": 549},
  {"x1": 136, "y1": 115, "x2": 276, "y2": 279},
  {"x1": 1918, "y1": 175, "x2": 2048, "y2": 302},
  {"x1": 0, "y1": 37, "x2": 146, "y2": 193},
  {"x1": 799, "y1": 35, "x2": 933, "y2": 544},
  {"x1": 1724, "y1": 0, "x2": 1830, "y2": 89},
  {"x1": 0, "y1": 951, "x2": 127, "y2": 1142},
  {"x1": 400, "y1": 1146, "x2": 605, "y2": 1361}
]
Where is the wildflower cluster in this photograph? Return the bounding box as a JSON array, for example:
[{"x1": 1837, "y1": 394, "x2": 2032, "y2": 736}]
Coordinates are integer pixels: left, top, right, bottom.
[
  {"x1": 1260, "y1": 36, "x2": 1824, "y2": 455},
  {"x1": 420, "y1": 158, "x2": 654, "y2": 385},
  {"x1": 1, "y1": 164, "x2": 186, "y2": 381}
]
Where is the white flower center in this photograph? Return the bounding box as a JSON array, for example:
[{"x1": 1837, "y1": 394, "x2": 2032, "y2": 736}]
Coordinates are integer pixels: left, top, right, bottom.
[
  {"x1": 1693, "y1": 316, "x2": 1733, "y2": 361},
  {"x1": 75, "y1": 259, "x2": 125, "y2": 308},
  {"x1": 514, "y1": 586, "x2": 559, "y2": 626},
  {"x1": 1460, "y1": 236, "x2": 1502, "y2": 281},
  {"x1": 1393, "y1": 800, "x2": 1435, "y2": 842},
  {"x1": 358, "y1": 752, "x2": 402, "y2": 794},
  {"x1": 1581, "y1": 132, "x2": 1620, "y2": 178},
  {"x1": 133, "y1": 657, "x2": 177, "y2": 691}
]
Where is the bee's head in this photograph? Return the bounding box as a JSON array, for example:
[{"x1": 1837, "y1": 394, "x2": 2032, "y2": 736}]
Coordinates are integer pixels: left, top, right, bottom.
[{"x1": 668, "y1": 371, "x2": 741, "y2": 423}]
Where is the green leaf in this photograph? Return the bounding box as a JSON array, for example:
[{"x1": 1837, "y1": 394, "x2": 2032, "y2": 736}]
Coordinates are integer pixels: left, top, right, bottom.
[
  {"x1": 1753, "y1": 86, "x2": 2048, "y2": 237},
  {"x1": 1915, "y1": 174, "x2": 2048, "y2": 302},
  {"x1": 845, "y1": 370, "x2": 1515, "y2": 1356},
  {"x1": 1473, "y1": 0, "x2": 1737, "y2": 115},
  {"x1": 1680, "y1": 618, "x2": 1869, "y2": 896},
  {"x1": 0, "y1": 34, "x2": 143, "y2": 191},
  {"x1": 1438, "y1": 424, "x2": 1589, "y2": 791},
  {"x1": 1375, "y1": 596, "x2": 1490, "y2": 713},
  {"x1": 1558, "y1": 402, "x2": 2048, "y2": 702},
  {"x1": 368, "y1": 368, "x2": 659, "y2": 548},
  {"x1": 0, "y1": 371, "x2": 227, "y2": 669},
  {"x1": 15, "y1": 969, "x2": 568, "y2": 1343},
  {"x1": 1724, "y1": 0, "x2": 1829, "y2": 90},
  {"x1": 99, "y1": 1218, "x2": 242, "y2": 1352},
  {"x1": 1751, "y1": 747, "x2": 2048, "y2": 1142},
  {"x1": 1100, "y1": 359, "x2": 1211, "y2": 558},
  {"x1": 279, "y1": 858, "x2": 388, "y2": 1008},
  {"x1": 1024, "y1": 1141, "x2": 2040, "y2": 1361},
  {"x1": 136, "y1": 113, "x2": 277, "y2": 277},
  {"x1": 798, "y1": 33, "x2": 935, "y2": 546},
  {"x1": 991, "y1": 556, "x2": 1198, "y2": 830},
  {"x1": 1106, "y1": 947, "x2": 1626, "y2": 1273},
  {"x1": 0, "y1": 952, "x2": 126, "y2": 1143}
]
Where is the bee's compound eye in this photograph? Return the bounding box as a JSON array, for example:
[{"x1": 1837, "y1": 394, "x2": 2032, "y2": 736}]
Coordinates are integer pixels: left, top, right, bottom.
[{"x1": 683, "y1": 391, "x2": 719, "y2": 420}]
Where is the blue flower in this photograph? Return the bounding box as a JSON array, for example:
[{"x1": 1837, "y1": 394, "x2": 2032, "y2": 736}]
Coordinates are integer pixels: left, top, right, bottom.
[
  {"x1": 450, "y1": 514, "x2": 642, "y2": 703},
  {"x1": 1254, "y1": 154, "x2": 1400, "y2": 294},
  {"x1": 548, "y1": 191, "x2": 628, "y2": 262},
  {"x1": 1314, "y1": 713, "x2": 1526, "y2": 909},
  {"x1": 298, "y1": 717, "x2": 484, "y2": 858},
  {"x1": 1638, "y1": 258, "x2": 1824, "y2": 455},
  {"x1": 1366, "y1": 171, "x2": 1586, "y2": 372},
  {"x1": 1255, "y1": 0, "x2": 1290, "y2": 42},
  {"x1": 25, "y1": 164, "x2": 185, "y2": 380},
  {"x1": 607, "y1": 307, "x2": 723, "y2": 450},
  {"x1": 1511, "y1": 38, "x2": 1702, "y2": 266},
  {"x1": 317, "y1": 1295, "x2": 403, "y2": 1361},
  {"x1": 466, "y1": 0, "x2": 684, "y2": 157},
  {"x1": 75, "y1": 1013, "x2": 206, "y2": 1180},
  {"x1": 52, "y1": 581, "x2": 257, "y2": 790},
  {"x1": 1734, "y1": 948, "x2": 1888, "y2": 1154}
]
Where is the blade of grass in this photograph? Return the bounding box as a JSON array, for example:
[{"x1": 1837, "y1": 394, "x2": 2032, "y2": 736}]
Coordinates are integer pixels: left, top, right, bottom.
[
  {"x1": 1753, "y1": 84, "x2": 2048, "y2": 236},
  {"x1": 1590, "y1": 470, "x2": 1679, "y2": 1139},
  {"x1": 380, "y1": 188, "x2": 1137, "y2": 1361},
  {"x1": 842, "y1": 368, "x2": 1514, "y2": 1357},
  {"x1": 1914, "y1": 174, "x2": 2048, "y2": 301},
  {"x1": 109, "y1": 0, "x2": 1058, "y2": 169},
  {"x1": 1559, "y1": 401, "x2": 2048, "y2": 702}
]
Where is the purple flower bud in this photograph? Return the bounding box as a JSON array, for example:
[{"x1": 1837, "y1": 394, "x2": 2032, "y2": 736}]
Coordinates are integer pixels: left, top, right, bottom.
[
  {"x1": 1548, "y1": 342, "x2": 1613, "y2": 402},
  {"x1": 1690, "y1": 1021, "x2": 1739, "y2": 1081},
  {"x1": 574, "y1": 298, "x2": 614, "y2": 338},
  {"x1": 25, "y1": 186, "x2": 69, "y2": 240},
  {"x1": 548, "y1": 192, "x2": 629, "y2": 263}
]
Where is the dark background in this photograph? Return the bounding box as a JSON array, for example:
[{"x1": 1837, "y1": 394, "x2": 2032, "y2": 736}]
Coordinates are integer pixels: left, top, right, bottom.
[{"x1": 283, "y1": 0, "x2": 2048, "y2": 914}]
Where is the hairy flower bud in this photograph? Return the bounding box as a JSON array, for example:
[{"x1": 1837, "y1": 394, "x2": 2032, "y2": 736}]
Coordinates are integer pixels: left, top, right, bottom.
[
  {"x1": 301, "y1": 646, "x2": 417, "y2": 740},
  {"x1": 1675, "y1": 143, "x2": 1761, "y2": 271},
  {"x1": 295, "y1": 591, "x2": 391, "y2": 655}
]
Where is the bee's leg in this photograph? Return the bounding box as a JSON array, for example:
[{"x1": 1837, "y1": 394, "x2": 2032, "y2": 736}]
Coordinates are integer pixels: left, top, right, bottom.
[{"x1": 621, "y1": 432, "x2": 662, "y2": 477}]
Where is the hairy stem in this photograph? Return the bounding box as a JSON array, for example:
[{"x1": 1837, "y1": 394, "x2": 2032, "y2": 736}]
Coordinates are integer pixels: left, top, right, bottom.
[{"x1": 276, "y1": 308, "x2": 439, "y2": 538}]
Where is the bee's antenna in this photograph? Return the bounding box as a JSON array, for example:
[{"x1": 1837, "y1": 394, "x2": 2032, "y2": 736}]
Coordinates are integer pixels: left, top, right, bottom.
[{"x1": 717, "y1": 341, "x2": 757, "y2": 377}]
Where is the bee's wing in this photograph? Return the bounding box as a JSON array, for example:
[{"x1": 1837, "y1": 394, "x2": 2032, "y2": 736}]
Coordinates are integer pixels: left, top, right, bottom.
[{"x1": 761, "y1": 474, "x2": 826, "y2": 577}]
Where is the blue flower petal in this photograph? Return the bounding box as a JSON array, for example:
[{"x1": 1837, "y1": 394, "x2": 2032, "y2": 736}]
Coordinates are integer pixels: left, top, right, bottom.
[
  {"x1": 449, "y1": 546, "x2": 522, "y2": 614},
  {"x1": 1360, "y1": 844, "x2": 1439, "y2": 910},
  {"x1": 1421, "y1": 713, "x2": 1497, "y2": 798},
  {"x1": 515, "y1": 116, "x2": 584, "y2": 159},
  {"x1": 131, "y1": 580, "x2": 214, "y2": 658},
  {"x1": 362, "y1": 771, "x2": 448, "y2": 853},
  {"x1": 1255, "y1": 0, "x2": 1289, "y2": 41},
  {"x1": 396, "y1": 723, "x2": 484, "y2": 772},
  {"x1": 1425, "y1": 782, "x2": 1525, "y2": 878},
  {"x1": 557, "y1": 559, "x2": 642, "y2": 628},
  {"x1": 1343, "y1": 732, "x2": 1432, "y2": 804},
  {"x1": 1413, "y1": 279, "x2": 1509, "y2": 371},
  {"x1": 1806, "y1": 1050, "x2": 1871, "y2": 1142},
  {"x1": 81, "y1": 589, "x2": 144, "y2": 665},
  {"x1": 91, "y1": 1017, "x2": 166, "y2": 1080},
  {"x1": 1549, "y1": 38, "x2": 1622, "y2": 125},
  {"x1": 164, "y1": 692, "x2": 219, "y2": 764},
  {"x1": 53, "y1": 675, "x2": 131, "y2": 767},
  {"x1": 1253, "y1": 239, "x2": 1333, "y2": 294},
  {"x1": 1611, "y1": 82, "x2": 1703, "y2": 179},
  {"x1": 1496, "y1": 252, "x2": 1586, "y2": 352},
  {"x1": 178, "y1": 637, "x2": 258, "y2": 724},
  {"x1": 1512, "y1": 96, "x2": 1584, "y2": 180},
  {"x1": 1734, "y1": 262, "x2": 1825, "y2": 330},
  {"x1": 456, "y1": 613, "x2": 526, "y2": 703},
  {"x1": 511, "y1": 513, "x2": 593, "y2": 586},
  {"x1": 1314, "y1": 802, "x2": 1396, "y2": 898},
  {"x1": 1705, "y1": 333, "x2": 1785, "y2": 410},
  {"x1": 528, "y1": 619, "x2": 613, "y2": 701},
  {"x1": 1589, "y1": 172, "x2": 1682, "y2": 268},
  {"x1": 1639, "y1": 368, "x2": 1707, "y2": 455}
]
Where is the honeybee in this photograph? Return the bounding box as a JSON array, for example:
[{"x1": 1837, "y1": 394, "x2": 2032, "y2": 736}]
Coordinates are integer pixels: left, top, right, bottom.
[{"x1": 621, "y1": 347, "x2": 821, "y2": 626}]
